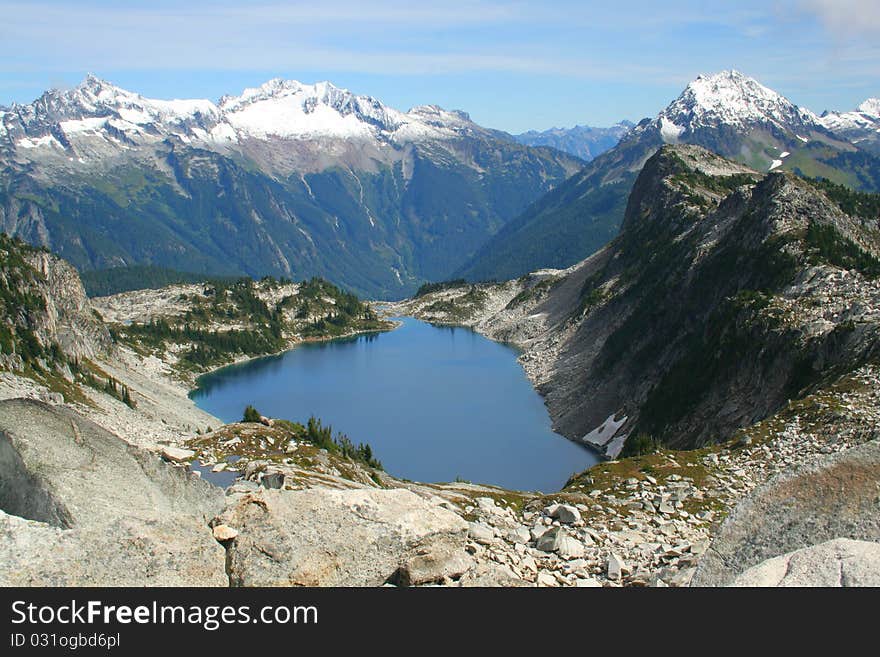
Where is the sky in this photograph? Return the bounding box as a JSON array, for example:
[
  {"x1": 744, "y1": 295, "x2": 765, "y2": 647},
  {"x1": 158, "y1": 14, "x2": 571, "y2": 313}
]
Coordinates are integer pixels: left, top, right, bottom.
[{"x1": 0, "y1": 0, "x2": 878, "y2": 133}]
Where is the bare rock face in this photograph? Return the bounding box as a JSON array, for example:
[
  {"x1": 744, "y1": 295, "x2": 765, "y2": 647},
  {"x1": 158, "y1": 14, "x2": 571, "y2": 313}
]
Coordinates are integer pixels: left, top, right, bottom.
[
  {"x1": 732, "y1": 538, "x2": 880, "y2": 587},
  {"x1": 23, "y1": 250, "x2": 111, "y2": 359},
  {"x1": 0, "y1": 511, "x2": 228, "y2": 587},
  {"x1": 692, "y1": 441, "x2": 880, "y2": 586},
  {"x1": 0, "y1": 398, "x2": 227, "y2": 586},
  {"x1": 217, "y1": 488, "x2": 471, "y2": 586}
]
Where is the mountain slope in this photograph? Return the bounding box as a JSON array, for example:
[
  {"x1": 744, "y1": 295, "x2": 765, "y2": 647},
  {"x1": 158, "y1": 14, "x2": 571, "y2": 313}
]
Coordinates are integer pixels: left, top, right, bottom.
[
  {"x1": 457, "y1": 71, "x2": 880, "y2": 282},
  {"x1": 0, "y1": 76, "x2": 582, "y2": 299},
  {"x1": 513, "y1": 122, "x2": 633, "y2": 161},
  {"x1": 405, "y1": 145, "x2": 880, "y2": 456}
]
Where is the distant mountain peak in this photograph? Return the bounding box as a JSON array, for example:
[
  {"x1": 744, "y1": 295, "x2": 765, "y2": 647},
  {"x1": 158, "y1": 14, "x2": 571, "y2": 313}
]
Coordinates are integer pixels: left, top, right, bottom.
[
  {"x1": 859, "y1": 98, "x2": 880, "y2": 117},
  {"x1": 817, "y1": 97, "x2": 880, "y2": 137},
  {"x1": 658, "y1": 70, "x2": 816, "y2": 136}
]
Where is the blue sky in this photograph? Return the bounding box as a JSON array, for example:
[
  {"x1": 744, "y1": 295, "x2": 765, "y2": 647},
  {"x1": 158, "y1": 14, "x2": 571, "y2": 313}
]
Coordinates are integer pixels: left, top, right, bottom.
[{"x1": 0, "y1": 0, "x2": 877, "y2": 133}]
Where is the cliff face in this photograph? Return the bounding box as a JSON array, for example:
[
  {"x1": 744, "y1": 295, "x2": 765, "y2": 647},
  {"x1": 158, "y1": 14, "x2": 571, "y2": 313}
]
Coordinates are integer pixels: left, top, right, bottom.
[
  {"x1": 23, "y1": 249, "x2": 111, "y2": 359},
  {"x1": 0, "y1": 234, "x2": 110, "y2": 371},
  {"x1": 401, "y1": 145, "x2": 880, "y2": 455}
]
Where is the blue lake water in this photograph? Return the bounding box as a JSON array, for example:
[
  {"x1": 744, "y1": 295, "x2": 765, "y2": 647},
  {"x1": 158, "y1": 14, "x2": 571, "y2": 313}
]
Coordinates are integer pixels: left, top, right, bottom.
[{"x1": 190, "y1": 318, "x2": 598, "y2": 492}]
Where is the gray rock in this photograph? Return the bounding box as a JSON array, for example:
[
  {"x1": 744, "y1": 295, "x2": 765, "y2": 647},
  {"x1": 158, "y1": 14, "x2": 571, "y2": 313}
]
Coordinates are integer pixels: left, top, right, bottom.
[
  {"x1": 732, "y1": 538, "x2": 880, "y2": 587},
  {"x1": 468, "y1": 521, "x2": 496, "y2": 545},
  {"x1": 536, "y1": 526, "x2": 564, "y2": 552},
  {"x1": 160, "y1": 446, "x2": 195, "y2": 463},
  {"x1": 555, "y1": 504, "x2": 582, "y2": 524},
  {"x1": 218, "y1": 488, "x2": 469, "y2": 586},
  {"x1": 692, "y1": 441, "x2": 880, "y2": 586},
  {"x1": 475, "y1": 497, "x2": 499, "y2": 514},
  {"x1": 261, "y1": 472, "x2": 285, "y2": 489},
  {"x1": 393, "y1": 547, "x2": 474, "y2": 587},
  {"x1": 458, "y1": 562, "x2": 530, "y2": 587},
  {"x1": 607, "y1": 553, "x2": 626, "y2": 580},
  {"x1": 556, "y1": 534, "x2": 585, "y2": 559},
  {"x1": 506, "y1": 526, "x2": 531, "y2": 544},
  {"x1": 0, "y1": 399, "x2": 226, "y2": 586},
  {"x1": 536, "y1": 572, "x2": 558, "y2": 587},
  {"x1": 0, "y1": 511, "x2": 227, "y2": 586}
]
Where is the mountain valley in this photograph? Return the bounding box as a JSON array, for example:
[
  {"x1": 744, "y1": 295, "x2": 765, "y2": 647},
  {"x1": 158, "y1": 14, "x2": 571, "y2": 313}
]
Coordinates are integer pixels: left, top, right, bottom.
[{"x1": 1, "y1": 139, "x2": 879, "y2": 586}]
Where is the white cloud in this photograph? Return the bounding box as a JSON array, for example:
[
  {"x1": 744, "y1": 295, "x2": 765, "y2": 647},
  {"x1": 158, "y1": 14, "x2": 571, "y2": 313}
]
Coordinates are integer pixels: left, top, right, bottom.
[{"x1": 797, "y1": 0, "x2": 880, "y2": 36}]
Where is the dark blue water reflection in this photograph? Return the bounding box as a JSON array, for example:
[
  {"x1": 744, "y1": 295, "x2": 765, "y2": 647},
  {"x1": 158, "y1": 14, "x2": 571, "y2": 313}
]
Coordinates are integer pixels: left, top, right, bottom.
[{"x1": 190, "y1": 318, "x2": 597, "y2": 491}]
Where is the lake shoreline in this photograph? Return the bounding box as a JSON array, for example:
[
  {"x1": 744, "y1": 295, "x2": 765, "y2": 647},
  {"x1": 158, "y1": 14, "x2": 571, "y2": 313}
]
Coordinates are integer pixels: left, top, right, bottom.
[{"x1": 189, "y1": 316, "x2": 600, "y2": 492}]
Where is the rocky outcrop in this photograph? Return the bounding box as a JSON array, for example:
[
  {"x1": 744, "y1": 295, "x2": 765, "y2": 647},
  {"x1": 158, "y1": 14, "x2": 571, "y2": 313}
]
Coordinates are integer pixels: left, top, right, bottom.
[
  {"x1": 399, "y1": 145, "x2": 880, "y2": 457},
  {"x1": 0, "y1": 234, "x2": 110, "y2": 374},
  {"x1": 215, "y1": 488, "x2": 472, "y2": 587},
  {"x1": 691, "y1": 440, "x2": 880, "y2": 586},
  {"x1": 731, "y1": 538, "x2": 880, "y2": 587},
  {"x1": 0, "y1": 398, "x2": 226, "y2": 586},
  {"x1": 23, "y1": 249, "x2": 111, "y2": 359}
]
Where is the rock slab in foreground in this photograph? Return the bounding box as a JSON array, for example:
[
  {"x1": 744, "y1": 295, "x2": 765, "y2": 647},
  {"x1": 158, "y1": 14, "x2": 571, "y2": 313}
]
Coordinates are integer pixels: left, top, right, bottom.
[
  {"x1": 0, "y1": 398, "x2": 226, "y2": 586},
  {"x1": 218, "y1": 488, "x2": 471, "y2": 586},
  {"x1": 692, "y1": 441, "x2": 880, "y2": 586},
  {"x1": 732, "y1": 538, "x2": 880, "y2": 587}
]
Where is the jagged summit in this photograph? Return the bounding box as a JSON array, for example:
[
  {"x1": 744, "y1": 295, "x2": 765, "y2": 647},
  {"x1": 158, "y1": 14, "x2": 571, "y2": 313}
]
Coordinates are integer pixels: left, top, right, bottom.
[
  {"x1": 651, "y1": 70, "x2": 819, "y2": 141},
  {"x1": 818, "y1": 97, "x2": 880, "y2": 139},
  {"x1": 0, "y1": 75, "x2": 485, "y2": 151},
  {"x1": 0, "y1": 75, "x2": 582, "y2": 300}
]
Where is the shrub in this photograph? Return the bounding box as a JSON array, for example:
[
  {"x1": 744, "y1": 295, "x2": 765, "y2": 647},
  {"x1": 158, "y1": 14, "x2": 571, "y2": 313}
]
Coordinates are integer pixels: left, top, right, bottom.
[{"x1": 242, "y1": 404, "x2": 262, "y2": 423}]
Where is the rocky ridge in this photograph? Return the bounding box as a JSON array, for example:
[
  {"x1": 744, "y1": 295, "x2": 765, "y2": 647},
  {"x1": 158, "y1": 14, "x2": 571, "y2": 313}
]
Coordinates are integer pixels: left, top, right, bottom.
[
  {"x1": 456, "y1": 71, "x2": 880, "y2": 283},
  {"x1": 396, "y1": 145, "x2": 880, "y2": 457}
]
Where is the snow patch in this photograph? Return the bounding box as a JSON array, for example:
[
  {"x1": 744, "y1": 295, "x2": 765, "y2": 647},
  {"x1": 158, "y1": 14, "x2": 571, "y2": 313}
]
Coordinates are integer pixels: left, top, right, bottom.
[
  {"x1": 659, "y1": 116, "x2": 685, "y2": 143},
  {"x1": 60, "y1": 116, "x2": 108, "y2": 133},
  {"x1": 581, "y1": 413, "x2": 627, "y2": 449},
  {"x1": 17, "y1": 134, "x2": 60, "y2": 149}
]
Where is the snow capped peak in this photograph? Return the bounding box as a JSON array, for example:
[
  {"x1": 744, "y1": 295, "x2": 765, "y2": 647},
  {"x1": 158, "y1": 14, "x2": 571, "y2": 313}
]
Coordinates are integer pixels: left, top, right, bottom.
[
  {"x1": 858, "y1": 98, "x2": 880, "y2": 118},
  {"x1": 817, "y1": 97, "x2": 880, "y2": 136},
  {"x1": 647, "y1": 70, "x2": 820, "y2": 144},
  {"x1": 217, "y1": 77, "x2": 408, "y2": 139},
  {"x1": 2, "y1": 75, "x2": 485, "y2": 160}
]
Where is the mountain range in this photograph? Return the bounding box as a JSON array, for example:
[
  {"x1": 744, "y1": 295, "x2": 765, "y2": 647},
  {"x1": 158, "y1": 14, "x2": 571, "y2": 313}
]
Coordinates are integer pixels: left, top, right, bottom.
[
  {"x1": 456, "y1": 70, "x2": 880, "y2": 282},
  {"x1": 0, "y1": 76, "x2": 581, "y2": 298},
  {"x1": 1, "y1": 71, "x2": 878, "y2": 298},
  {"x1": 513, "y1": 122, "x2": 634, "y2": 161}
]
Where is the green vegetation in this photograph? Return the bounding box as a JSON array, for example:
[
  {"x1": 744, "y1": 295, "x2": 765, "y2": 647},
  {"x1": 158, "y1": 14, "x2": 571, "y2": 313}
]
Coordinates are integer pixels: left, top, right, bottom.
[
  {"x1": 274, "y1": 415, "x2": 383, "y2": 470},
  {"x1": 242, "y1": 404, "x2": 261, "y2": 423},
  {"x1": 620, "y1": 432, "x2": 660, "y2": 458},
  {"x1": 103, "y1": 377, "x2": 136, "y2": 409},
  {"x1": 423, "y1": 285, "x2": 489, "y2": 321},
  {"x1": 415, "y1": 279, "x2": 468, "y2": 297},
  {"x1": 803, "y1": 222, "x2": 880, "y2": 278},
  {"x1": 80, "y1": 265, "x2": 238, "y2": 297},
  {"x1": 671, "y1": 167, "x2": 758, "y2": 198},
  {"x1": 805, "y1": 178, "x2": 880, "y2": 219},
  {"x1": 0, "y1": 234, "x2": 54, "y2": 369},
  {"x1": 456, "y1": 174, "x2": 633, "y2": 283},
  {"x1": 115, "y1": 276, "x2": 387, "y2": 370},
  {"x1": 4, "y1": 131, "x2": 578, "y2": 300},
  {"x1": 505, "y1": 276, "x2": 560, "y2": 310}
]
